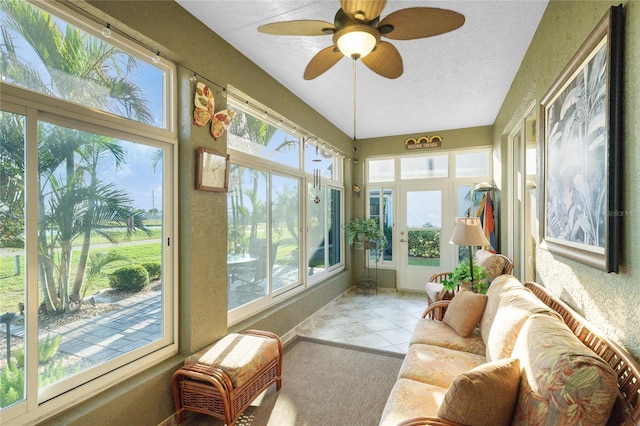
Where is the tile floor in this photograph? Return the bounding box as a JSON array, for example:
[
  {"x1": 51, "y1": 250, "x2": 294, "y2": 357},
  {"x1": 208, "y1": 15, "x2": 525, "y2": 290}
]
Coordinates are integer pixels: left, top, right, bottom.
[{"x1": 294, "y1": 288, "x2": 428, "y2": 354}]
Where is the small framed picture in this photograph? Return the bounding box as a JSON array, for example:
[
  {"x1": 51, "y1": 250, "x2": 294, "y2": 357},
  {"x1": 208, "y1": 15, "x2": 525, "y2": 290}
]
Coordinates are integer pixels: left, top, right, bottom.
[{"x1": 196, "y1": 147, "x2": 229, "y2": 192}]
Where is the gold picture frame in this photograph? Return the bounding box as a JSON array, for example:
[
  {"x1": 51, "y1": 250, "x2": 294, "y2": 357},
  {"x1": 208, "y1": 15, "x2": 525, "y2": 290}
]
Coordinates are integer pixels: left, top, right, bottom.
[{"x1": 196, "y1": 147, "x2": 229, "y2": 192}]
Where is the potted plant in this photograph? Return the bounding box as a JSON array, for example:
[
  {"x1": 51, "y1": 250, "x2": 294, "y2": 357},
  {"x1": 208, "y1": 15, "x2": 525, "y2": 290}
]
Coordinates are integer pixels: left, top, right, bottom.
[
  {"x1": 344, "y1": 217, "x2": 385, "y2": 251},
  {"x1": 442, "y1": 259, "x2": 489, "y2": 295}
]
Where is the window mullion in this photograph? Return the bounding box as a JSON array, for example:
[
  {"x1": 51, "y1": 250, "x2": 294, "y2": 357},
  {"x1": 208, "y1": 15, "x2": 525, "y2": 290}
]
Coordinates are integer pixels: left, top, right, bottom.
[{"x1": 25, "y1": 108, "x2": 40, "y2": 410}]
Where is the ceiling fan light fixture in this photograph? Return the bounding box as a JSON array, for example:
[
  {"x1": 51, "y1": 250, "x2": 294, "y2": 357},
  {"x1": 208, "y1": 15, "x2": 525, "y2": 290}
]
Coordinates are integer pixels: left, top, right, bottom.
[{"x1": 335, "y1": 25, "x2": 378, "y2": 59}]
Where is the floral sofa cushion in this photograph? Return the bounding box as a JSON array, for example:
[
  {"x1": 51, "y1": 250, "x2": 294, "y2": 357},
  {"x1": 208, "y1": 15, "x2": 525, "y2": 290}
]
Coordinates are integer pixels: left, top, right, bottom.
[
  {"x1": 379, "y1": 378, "x2": 447, "y2": 426},
  {"x1": 476, "y1": 249, "x2": 513, "y2": 282},
  {"x1": 399, "y1": 344, "x2": 486, "y2": 388},
  {"x1": 410, "y1": 318, "x2": 486, "y2": 356},
  {"x1": 511, "y1": 315, "x2": 618, "y2": 425}
]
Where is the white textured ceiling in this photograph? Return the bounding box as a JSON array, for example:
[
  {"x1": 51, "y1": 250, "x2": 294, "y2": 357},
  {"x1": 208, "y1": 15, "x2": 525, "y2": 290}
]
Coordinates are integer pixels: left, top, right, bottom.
[{"x1": 176, "y1": 0, "x2": 548, "y2": 139}]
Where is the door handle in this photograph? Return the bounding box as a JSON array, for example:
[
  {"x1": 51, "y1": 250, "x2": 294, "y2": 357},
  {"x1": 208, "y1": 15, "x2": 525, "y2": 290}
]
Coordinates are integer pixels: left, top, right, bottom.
[{"x1": 400, "y1": 239, "x2": 407, "y2": 243}]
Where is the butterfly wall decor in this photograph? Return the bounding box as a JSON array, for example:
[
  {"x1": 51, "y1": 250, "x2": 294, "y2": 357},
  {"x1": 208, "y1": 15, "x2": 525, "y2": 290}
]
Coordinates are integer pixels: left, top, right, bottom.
[{"x1": 193, "y1": 82, "x2": 236, "y2": 139}]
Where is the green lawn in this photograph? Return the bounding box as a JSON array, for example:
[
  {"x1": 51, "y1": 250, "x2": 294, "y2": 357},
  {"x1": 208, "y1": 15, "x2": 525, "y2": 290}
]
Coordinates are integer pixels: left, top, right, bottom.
[
  {"x1": 408, "y1": 257, "x2": 440, "y2": 267},
  {"x1": 0, "y1": 235, "x2": 161, "y2": 313}
]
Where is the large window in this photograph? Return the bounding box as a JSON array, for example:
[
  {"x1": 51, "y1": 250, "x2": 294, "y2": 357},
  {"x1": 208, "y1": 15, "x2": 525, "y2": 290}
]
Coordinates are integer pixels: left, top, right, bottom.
[
  {"x1": 0, "y1": 1, "x2": 176, "y2": 423},
  {"x1": 226, "y1": 96, "x2": 344, "y2": 322}
]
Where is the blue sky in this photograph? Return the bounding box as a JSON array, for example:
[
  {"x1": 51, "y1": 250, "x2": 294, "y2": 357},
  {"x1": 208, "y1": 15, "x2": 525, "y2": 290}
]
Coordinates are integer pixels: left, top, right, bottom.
[{"x1": 2, "y1": 3, "x2": 165, "y2": 212}]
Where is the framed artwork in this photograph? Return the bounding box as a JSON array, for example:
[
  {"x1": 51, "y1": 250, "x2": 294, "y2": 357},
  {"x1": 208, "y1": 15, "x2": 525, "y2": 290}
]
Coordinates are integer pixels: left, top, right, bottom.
[
  {"x1": 539, "y1": 5, "x2": 622, "y2": 273},
  {"x1": 196, "y1": 147, "x2": 229, "y2": 192}
]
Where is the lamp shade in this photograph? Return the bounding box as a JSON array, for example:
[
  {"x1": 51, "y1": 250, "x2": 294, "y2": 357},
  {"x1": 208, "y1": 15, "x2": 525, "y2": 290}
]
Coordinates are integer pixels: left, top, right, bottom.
[
  {"x1": 336, "y1": 29, "x2": 377, "y2": 59},
  {"x1": 449, "y1": 217, "x2": 491, "y2": 247}
]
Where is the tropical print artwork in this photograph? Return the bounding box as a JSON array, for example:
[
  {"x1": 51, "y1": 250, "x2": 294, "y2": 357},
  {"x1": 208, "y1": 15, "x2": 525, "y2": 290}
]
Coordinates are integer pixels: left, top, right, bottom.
[
  {"x1": 193, "y1": 82, "x2": 235, "y2": 139},
  {"x1": 544, "y1": 40, "x2": 608, "y2": 250}
]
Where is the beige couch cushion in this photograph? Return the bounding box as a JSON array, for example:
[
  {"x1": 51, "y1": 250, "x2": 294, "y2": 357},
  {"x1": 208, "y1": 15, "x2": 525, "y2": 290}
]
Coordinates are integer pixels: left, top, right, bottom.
[
  {"x1": 485, "y1": 287, "x2": 562, "y2": 361},
  {"x1": 478, "y1": 274, "x2": 525, "y2": 342},
  {"x1": 437, "y1": 358, "x2": 521, "y2": 426},
  {"x1": 442, "y1": 289, "x2": 488, "y2": 337},
  {"x1": 184, "y1": 333, "x2": 280, "y2": 387},
  {"x1": 511, "y1": 315, "x2": 618, "y2": 425},
  {"x1": 399, "y1": 343, "x2": 486, "y2": 388},
  {"x1": 379, "y1": 378, "x2": 447, "y2": 426},
  {"x1": 410, "y1": 318, "x2": 486, "y2": 356}
]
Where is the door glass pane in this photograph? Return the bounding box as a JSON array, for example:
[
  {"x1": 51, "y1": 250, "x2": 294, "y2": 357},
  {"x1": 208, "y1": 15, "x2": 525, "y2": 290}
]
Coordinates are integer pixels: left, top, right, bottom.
[
  {"x1": 369, "y1": 188, "x2": 393, "y2": 262},
  {"x1": 1, "y1": 1, "x2": 167, "y2": 128},
  {"x1": 401, "y1": 155, "x2": 448, "y2": 179},
  {"x1": 0, "y1": 110, "x2": 26, "y2": 409},
  {"x1": 36, "y1": 121, "x2": 164, "y2": 390},
  {"x1": 406, "y1": 191, "x2": 441, "y2": 267},
  {"x1": 272, "y1": 174, "x2": 299, "y2": 291},
  {"x1": 227, "y1": 165, "x2": 268, "y2": 310}
]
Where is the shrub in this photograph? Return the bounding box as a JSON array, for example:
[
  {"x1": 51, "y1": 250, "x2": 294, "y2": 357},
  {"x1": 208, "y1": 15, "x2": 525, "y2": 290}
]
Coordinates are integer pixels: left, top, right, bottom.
[
  {"x1": 13, "y1": 334, "x2": 61, "y2": 366},
  {"x1": 141, "y1": 262, "x2": 161, "y2": 280},
  {"x1": 108, "y1": 265, "x2": 149, "y2": 292},
  {"x1": 1, "y1": 362, "x2": 23, "y2": 408}
]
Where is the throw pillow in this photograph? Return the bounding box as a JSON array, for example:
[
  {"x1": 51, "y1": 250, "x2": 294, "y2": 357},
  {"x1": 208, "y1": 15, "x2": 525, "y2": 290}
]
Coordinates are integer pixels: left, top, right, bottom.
[
  {"x1": 437, "y1": 358, "x2": 521, "y2": 426},
  {"x1": 442, "y1": 289, "x2": 488, "y2": 337}
]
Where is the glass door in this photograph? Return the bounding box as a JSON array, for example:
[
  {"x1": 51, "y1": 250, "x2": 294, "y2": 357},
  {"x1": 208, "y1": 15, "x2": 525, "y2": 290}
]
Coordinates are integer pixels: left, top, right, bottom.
[{"x1": 397, "y1": 187, "x2": 451, "y2": 291}]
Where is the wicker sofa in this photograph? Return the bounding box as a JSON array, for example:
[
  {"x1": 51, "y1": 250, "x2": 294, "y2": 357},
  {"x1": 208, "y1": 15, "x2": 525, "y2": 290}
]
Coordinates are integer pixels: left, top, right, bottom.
[{"x1": 379, "y1": 275, "x2": 640, "y2": 426}]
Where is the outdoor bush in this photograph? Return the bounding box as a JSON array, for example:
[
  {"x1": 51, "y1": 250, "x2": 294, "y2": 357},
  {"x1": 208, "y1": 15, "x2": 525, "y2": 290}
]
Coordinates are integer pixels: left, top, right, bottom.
[
  {"x1": 13, "y1": 334, "x2": 62, "y2": 366},
  {"x1": 1, "y1": 362, "x2": 23, "y2": 408},
  {"x1": 141, "y1": 262, "x2": 161, "y2": 280},
  {"x1": 0, "y1": 355, "x2": 80, "y2": 408},
  {"x1": 109, "y1": 265, "x2": 149, "y2": 291}
]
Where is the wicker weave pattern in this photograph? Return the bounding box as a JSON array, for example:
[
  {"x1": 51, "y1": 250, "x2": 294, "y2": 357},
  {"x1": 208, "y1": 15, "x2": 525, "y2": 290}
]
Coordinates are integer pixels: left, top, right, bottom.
[{"x1": 172, "y1": 330, "x2": 283, "y2": 425}]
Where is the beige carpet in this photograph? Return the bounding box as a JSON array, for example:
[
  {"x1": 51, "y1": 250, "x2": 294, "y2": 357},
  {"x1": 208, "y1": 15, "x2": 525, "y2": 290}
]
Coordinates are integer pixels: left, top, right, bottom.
[{"x1": 182, "y1": 336, "x2": 404, "y2": 426}]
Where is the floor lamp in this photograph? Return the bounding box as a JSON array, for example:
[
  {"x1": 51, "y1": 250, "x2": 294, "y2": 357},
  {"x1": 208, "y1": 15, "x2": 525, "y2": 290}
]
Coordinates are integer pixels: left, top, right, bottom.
[{"x1": 449, "y1": 217, "x2": 491, "y2": 284}]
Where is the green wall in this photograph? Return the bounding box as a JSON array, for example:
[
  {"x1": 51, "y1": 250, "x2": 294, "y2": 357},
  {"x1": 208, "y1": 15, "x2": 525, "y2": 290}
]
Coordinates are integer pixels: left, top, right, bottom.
[{"x1": 493, "y1": 0, "x2": 640, "y2": 360}]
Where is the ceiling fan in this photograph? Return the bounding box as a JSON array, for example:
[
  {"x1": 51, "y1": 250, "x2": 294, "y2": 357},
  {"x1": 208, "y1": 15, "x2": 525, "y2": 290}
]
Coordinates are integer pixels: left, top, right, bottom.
[{"x1": 258, "y1": 0, "x2": 465, "y2": 80}]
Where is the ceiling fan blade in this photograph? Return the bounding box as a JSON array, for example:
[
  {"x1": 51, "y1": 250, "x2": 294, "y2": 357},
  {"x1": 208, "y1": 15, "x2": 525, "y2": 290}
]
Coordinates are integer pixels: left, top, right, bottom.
[
  {"x1": 304, "y1": 46, "x2": 343, "y2": 80},
  {"x1": 378, "y1": 7, "x2": 465, "y2": 40},
  {"x1": 361, "y1": 41, "x2": 402, "y2": 79},
  {"x1": 258, "y1": 20, "x2": 336, "y2": 36},
  {"x1": 340, "y1": 0, "x2": 387, "y2": 22}
]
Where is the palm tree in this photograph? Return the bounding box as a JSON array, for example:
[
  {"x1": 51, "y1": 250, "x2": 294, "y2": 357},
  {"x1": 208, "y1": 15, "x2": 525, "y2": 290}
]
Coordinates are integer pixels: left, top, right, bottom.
[{"x1": 1, "y1": 0, "x2": 154, "y2": 312}]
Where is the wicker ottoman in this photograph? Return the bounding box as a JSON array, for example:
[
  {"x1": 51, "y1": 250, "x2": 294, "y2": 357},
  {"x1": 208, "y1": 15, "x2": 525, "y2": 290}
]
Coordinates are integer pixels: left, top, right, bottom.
[{"x1": 172, "y1": 330, "x2": 282, "y2": 425}]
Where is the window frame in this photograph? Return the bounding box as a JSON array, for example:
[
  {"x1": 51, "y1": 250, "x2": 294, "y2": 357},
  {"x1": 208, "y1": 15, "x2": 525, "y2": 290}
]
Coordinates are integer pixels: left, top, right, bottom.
[
  {"x1": 0, "y1": 1, "x2": 178, "y2": 422},
  {"x1": 364, "y1": 148, "x2": 492, "y2": 269},
  {"x1": 226, "y1": 97, "x2": 345, "y2": 325}
]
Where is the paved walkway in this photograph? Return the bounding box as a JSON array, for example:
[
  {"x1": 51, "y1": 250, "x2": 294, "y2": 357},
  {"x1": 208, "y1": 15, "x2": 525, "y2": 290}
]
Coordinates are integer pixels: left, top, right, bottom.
[{"x1": 6, "y1": 290, "x2": 161, "y2": 366}]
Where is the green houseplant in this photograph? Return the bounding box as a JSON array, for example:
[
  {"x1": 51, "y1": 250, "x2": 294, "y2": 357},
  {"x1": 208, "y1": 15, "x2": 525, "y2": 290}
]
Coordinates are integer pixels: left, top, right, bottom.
[
  {"x1": 442, "y1": 259, "x2": 489, "y2": 294},
  {"x1": 344, "y1": 217, "x2": 385, "y2": 251}
]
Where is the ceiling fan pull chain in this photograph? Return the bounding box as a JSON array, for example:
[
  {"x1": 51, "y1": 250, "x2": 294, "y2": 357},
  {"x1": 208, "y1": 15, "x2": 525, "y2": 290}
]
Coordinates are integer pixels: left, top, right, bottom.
[{"x1": 352, "y1": 58, "x2": 357, "y2": 141}]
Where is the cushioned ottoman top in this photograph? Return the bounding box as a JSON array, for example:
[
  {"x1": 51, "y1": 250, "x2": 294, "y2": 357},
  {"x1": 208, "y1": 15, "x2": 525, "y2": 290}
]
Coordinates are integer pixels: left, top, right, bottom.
[{"x1": 184, "y1": 333, "x2": 280, "y2": 388}]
